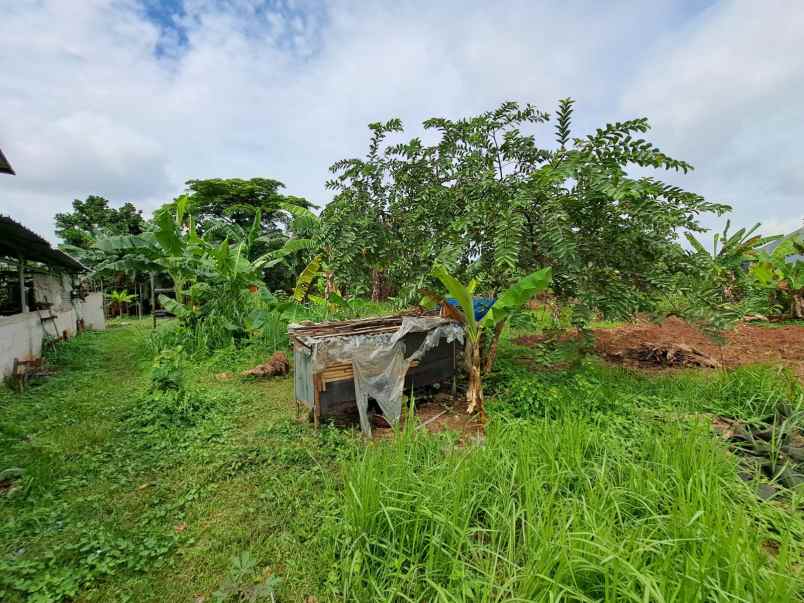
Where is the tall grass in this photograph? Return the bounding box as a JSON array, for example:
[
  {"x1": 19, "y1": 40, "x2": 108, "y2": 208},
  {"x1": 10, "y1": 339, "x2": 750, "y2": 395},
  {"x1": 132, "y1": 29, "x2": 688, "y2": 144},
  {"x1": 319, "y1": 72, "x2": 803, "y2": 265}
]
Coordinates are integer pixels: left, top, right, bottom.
[{"x1": 333, "y1": 414, "x2": 801, "y2": 601}]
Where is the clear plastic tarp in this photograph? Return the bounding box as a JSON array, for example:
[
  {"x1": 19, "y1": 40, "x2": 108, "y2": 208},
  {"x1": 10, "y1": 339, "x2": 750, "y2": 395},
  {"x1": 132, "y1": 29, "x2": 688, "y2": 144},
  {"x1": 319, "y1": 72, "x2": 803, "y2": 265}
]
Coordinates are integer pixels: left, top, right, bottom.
[{"x1": 295, "y1": 316, "x2": 464, "y2": 435}]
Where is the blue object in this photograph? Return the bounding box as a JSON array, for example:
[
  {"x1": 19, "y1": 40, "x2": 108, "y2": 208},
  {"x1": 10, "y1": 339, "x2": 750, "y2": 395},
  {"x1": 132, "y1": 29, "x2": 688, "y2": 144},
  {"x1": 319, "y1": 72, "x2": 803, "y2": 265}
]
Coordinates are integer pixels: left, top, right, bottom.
[{"x1": 446, "y1": 297, "x2": 496, "y2": 321}]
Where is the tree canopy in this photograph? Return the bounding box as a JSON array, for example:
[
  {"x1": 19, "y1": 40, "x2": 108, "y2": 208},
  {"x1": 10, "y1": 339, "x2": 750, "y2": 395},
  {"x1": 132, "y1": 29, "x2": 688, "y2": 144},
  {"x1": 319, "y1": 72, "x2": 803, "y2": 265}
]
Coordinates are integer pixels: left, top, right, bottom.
[
  {"x1": 55, "y1": 195, "x2": 146, "y2": 249},
  {"x1": 181, "y1": 178, "x2": 314, "y2": 235},
  {"x1": 321, "y1": 99, "x2": 730, "y2": 316}
]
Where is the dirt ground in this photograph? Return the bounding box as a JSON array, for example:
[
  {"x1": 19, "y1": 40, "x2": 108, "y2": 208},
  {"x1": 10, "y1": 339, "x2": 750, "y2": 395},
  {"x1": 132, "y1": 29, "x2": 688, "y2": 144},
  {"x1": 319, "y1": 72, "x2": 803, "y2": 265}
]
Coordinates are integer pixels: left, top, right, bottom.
[
  {"x1": 592, "y1": 317, "x2": 804, "y2": 379},
  {"x1": 371, "y1": 393, "x2": 485, "y2": 441},
  {"x1": 512, "y1": 317, "x2": 804, "y2": 380}
]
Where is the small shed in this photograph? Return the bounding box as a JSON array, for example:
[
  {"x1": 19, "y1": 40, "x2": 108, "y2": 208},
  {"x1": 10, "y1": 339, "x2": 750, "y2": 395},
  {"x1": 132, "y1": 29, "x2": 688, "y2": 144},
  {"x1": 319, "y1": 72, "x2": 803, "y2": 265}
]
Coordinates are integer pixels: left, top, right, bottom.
[
  {"x1": 289, "y1": 315, "x2": 463, "y2": 435},
  {"x1": 0, "y1": 215, "x2": 105, "y2": 377}
]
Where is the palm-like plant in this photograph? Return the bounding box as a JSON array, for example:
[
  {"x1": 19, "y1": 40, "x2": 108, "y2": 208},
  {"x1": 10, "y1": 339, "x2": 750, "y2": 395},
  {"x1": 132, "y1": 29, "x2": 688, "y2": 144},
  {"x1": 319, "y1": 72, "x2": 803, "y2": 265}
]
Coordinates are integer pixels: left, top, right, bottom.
[
  {"x1": 255, "y1": 203, "x2": 337, "y2": 301},
  {"x1": 424, "y1": 265, "x2": 552, "y2": 416},
  {"x1": 751, "y1": 233, "x2": 804, "y2": 318},
  {"x1": 108, "y1": 290, "x2": 135, "y2": 318}
]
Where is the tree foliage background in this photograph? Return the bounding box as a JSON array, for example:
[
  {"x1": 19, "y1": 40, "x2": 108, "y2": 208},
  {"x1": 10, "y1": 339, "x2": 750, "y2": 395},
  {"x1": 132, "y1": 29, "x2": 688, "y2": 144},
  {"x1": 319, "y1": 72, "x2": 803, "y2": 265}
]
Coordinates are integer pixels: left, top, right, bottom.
[
  {"x1": 56, "y1": 100, "x2": 757, "y2": 323},
  {"x1": 55, "y1": 195, "x2": 146, "y2": 249},
  {"x1": 320, "y1": 99, "x2": 731, "y2": 317}
]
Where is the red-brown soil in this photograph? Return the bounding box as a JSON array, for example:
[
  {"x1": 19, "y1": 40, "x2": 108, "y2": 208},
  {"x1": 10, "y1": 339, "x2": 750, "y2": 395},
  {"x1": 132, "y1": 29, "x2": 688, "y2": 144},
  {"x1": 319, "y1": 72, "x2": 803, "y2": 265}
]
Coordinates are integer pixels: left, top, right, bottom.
[
  {"x1": 241, "y1": 352, "x2": 290, "y2": 378},
  {"x1": 516, "y1": 317, "x2": 804, "y2": 380}
]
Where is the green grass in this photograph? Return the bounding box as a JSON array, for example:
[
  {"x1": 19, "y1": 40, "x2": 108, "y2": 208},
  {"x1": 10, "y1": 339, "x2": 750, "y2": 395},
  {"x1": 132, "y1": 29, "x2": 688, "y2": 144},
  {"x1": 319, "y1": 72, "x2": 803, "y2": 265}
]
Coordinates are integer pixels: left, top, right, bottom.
[
  {"x1": 338, "y1": 418, "x2": 801, "y2": 601},
  {"x1": 0, "y1": 321, "x2": 357, "y2": 601},
  {"x1": 1, "y1": 322, "x2": 802, "y2": 601}
]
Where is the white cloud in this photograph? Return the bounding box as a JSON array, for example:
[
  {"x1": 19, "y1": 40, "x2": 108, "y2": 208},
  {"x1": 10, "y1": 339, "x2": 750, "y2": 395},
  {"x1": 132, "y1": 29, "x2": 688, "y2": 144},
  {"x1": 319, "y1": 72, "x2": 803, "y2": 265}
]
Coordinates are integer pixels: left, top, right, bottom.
[
  {"x1": 619, "y1": 0, "x2": 804, "y2": 234},
  {"x1": 0, "y1": 0, "x2": 801, "y2": 243}
]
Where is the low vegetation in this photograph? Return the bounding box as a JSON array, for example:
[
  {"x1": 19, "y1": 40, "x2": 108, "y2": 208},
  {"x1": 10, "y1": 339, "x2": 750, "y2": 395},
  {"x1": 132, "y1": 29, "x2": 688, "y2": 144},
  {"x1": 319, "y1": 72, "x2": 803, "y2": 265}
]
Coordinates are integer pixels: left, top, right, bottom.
[{"x1": 1, "y1": 322, "x2": 801, "y2": 601}]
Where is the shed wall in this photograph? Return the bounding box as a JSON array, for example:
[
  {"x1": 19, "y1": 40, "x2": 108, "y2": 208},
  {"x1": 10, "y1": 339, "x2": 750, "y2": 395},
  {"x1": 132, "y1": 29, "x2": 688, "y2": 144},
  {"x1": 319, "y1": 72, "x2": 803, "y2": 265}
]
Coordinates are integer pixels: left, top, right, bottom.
[{"x1": 0, "y1": 291, "x2": 105, "y2": 377}]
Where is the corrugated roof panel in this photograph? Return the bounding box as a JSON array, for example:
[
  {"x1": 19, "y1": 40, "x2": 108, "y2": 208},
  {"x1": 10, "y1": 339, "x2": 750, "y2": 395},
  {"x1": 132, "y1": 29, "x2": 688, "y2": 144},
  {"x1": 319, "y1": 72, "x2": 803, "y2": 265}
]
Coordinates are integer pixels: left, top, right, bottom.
[{"x1": 0, "y1": 215, "x2": 86, "y2": 272}]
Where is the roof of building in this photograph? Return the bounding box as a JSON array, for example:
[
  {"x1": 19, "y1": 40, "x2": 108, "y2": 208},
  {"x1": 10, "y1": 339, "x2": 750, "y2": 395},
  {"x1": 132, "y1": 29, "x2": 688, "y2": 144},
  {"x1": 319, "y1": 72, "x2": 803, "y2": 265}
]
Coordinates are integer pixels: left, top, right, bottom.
[
  {"x1": 0, "y1": 147, "x2": 14, "y2": 175},
  {"x1": 0, "y1": 215, "x2": 86, "y2": 272}
]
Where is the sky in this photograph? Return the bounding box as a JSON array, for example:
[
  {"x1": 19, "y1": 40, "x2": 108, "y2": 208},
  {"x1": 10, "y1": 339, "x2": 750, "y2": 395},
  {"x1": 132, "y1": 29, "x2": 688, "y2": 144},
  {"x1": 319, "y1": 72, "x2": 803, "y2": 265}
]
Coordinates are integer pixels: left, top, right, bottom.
[{"x1": 1, "y1": 0, "x2": 802, "y2": 244}]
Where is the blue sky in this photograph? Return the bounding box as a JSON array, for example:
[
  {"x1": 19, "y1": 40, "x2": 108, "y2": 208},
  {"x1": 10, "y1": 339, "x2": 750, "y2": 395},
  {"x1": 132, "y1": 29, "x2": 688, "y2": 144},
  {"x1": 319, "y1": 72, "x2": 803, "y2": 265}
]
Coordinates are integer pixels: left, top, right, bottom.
[{"x1": 1, "y1": 0, "x2": 802, "y2": 241}]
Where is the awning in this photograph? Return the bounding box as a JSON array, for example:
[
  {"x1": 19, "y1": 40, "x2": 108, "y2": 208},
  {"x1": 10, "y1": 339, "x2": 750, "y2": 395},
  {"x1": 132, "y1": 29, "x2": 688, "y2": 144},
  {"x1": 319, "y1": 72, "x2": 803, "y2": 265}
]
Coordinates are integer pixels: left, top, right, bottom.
[{"x1": 0, "y1": 215, "x2": 86, "y2": 272}]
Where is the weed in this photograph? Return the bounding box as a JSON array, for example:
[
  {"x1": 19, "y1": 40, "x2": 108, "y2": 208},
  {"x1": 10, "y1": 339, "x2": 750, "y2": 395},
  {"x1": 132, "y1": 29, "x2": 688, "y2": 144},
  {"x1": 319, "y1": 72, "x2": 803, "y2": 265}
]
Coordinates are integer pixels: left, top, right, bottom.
[{"x1": 212, "y1": 551, "x2": 280, "y2": 602}]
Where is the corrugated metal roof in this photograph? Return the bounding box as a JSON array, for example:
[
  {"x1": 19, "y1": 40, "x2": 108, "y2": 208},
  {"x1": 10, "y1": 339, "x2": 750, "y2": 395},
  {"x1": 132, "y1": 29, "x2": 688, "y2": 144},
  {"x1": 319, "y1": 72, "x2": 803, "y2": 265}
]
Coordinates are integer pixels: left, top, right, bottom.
[
  {"x1": 0, "y1": 147, "x2": 14, "y2": 175},
  {"x1": 0, "y1": 215, "x2": 86, "y2": 272}
]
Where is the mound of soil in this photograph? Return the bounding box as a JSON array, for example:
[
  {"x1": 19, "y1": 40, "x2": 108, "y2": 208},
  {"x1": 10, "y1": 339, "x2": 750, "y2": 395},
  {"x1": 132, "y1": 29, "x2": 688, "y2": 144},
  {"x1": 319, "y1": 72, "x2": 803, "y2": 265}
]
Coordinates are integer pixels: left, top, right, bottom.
[
  {"x1": 241, "y1": 352, "x2": 290, "y2": 378},
  {"x1": 514, "y1": 317, "x2": 804, "y2": 379},
  {"x1": 593, "y1": 317, "x2": 804, "y2": 379}
]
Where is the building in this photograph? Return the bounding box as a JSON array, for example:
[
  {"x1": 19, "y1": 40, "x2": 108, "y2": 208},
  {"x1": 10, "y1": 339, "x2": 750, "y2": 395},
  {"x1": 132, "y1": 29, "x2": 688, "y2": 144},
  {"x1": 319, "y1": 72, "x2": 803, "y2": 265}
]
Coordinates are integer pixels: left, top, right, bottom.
[{"x1": 1, "y1": 146, "x2": 105, "y2": 377}]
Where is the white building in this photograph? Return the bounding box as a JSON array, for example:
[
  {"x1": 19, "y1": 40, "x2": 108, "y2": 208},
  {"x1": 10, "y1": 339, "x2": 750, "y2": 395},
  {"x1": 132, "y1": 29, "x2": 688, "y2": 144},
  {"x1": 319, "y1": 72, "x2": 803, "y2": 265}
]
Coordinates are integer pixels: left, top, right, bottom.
[{"x1": 0, "y1": 214, "x2": 106, "y2": 378}]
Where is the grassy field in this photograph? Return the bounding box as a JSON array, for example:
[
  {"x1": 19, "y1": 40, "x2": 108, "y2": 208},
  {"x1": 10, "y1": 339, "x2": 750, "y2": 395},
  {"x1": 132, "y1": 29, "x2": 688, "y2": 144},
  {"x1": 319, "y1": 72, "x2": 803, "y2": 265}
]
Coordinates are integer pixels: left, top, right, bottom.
[{"x1": 1, "y1": 321, "x2": 802, "y2": 601}]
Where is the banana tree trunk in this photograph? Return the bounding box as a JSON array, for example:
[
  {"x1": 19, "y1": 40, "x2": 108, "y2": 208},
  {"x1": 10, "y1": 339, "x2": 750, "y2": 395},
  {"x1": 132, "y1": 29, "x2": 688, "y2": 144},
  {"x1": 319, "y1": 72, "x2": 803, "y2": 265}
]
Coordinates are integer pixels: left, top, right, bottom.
[
  {"x1": 324, "y1": 271, "x2": 336, "y2": 299},
  {"x1": 792, "y1": 291, "x2": 804, "y2": 319},
  {"x1": 466, "y1": 339, "x2": 484, "y2": 416}
]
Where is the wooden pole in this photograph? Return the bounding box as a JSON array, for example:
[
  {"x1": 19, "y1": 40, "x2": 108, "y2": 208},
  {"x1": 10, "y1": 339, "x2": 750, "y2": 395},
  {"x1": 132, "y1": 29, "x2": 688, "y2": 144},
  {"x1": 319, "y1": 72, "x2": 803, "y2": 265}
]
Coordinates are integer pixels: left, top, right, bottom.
[
  {"x1": 150, "y1": 272, "x2": 156, "y2": 329},
  {"x1": 18, "y1": 254, "x2": 27, "y2": 313}
]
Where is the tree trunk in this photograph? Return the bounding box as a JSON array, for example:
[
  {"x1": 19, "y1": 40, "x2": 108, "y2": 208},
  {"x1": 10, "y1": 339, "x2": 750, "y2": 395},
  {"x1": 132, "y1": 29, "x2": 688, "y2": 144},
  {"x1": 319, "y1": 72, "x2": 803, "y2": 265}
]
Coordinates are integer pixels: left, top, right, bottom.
[
  {"x1": 466, "y1": 340, "x2": 484, "y2": 417},
  {"x1": 371, "y1": 268, "x2": 382, "y2": 302},
  {"x1": 482, "y1": 321, "x2": 506, "y2": 375},
  {"x1": 792, "y1": 291, "x2": 804, "y2": 319},
  {"x1": 324, "y1": 271, "x2": 336, "y2": 299}
]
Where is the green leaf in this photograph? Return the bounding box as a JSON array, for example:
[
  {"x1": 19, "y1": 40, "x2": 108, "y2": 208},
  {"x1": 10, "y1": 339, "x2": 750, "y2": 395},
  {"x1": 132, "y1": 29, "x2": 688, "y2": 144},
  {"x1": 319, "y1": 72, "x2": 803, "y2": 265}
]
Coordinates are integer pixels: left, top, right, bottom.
[
  {"x1": 294, "y1": 256, "x2": 322, "y2": 302},
  {"x1": 482, "y1": 267, "x2": 552, "y2": 327},
  {"x1": 431, "y1": 264, "x2": 477, "y2": 340}
]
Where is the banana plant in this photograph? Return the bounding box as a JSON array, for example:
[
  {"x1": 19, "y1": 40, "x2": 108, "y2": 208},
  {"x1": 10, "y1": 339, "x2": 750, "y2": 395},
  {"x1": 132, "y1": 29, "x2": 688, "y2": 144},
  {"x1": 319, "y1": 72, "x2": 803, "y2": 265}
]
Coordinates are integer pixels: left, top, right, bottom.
[
  {"x1": 424, "y1": 265, "x2": 552, "y2": 416},
  {"x1": 685, "y1": 221, "x2": 782, "y2": 303},
  {"x1": 108, "y1": 289, "x2": 135, "y2": 318},
  {"x1": 255, "y1": 203, "x2": 339, "y2": 302},
  {"x1": 750, "y1": 233, "x2": 804, "y2": 318},
  {"x1": 685, "y1": 220, "x2": 781, "y2": 272}
]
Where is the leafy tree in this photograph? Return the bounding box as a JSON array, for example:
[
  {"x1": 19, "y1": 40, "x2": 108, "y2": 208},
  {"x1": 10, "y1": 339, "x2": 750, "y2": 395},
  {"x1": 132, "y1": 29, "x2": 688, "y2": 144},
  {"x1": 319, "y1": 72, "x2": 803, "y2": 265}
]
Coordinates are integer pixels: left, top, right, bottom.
[
  {"x1": 55, "y1": 196, "x2": 145, "y2": 249},
  {"x1": 324, "y1": 100, "x2": 730, "y2": 317},
  {"x1": 179, "y1": 178, "x2": 313, "y2": 236}
]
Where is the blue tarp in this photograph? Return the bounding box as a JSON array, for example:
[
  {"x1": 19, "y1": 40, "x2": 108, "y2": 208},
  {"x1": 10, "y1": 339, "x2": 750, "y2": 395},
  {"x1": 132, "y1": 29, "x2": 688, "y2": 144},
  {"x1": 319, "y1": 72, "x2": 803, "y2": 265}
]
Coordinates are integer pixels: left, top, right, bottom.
[{"x1": 446, "y1": 297, "x2": 496, "y2": 321}]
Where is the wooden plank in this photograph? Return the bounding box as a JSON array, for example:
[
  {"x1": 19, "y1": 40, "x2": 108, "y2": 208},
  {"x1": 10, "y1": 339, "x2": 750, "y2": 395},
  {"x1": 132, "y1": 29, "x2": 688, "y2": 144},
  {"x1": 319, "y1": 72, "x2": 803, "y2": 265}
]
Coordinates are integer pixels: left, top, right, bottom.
[{"x1": 313, "y1": 373, "x2": 321, "y2": 429}]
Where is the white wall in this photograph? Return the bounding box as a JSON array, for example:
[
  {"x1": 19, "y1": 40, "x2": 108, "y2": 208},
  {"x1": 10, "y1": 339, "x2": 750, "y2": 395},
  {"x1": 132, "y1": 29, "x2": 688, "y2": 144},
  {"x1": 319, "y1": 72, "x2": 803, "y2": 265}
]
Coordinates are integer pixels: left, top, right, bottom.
[{"x1": 0, "y1": 290, "x2": 106, "y2": 378}]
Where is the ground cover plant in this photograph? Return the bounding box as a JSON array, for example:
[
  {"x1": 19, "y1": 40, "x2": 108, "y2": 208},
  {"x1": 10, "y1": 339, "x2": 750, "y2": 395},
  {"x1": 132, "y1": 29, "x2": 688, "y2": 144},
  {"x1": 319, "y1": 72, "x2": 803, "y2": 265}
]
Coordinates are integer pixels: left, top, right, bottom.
[
  {"x1": 2, "y1": 321, "x2": 802, "y2": 601},
  {"x1": 332, "y1": 334, "x2": 803, "y2": 601},
  {"x1": 0, "y1": 323, "x2": 357, "y2": 602}
]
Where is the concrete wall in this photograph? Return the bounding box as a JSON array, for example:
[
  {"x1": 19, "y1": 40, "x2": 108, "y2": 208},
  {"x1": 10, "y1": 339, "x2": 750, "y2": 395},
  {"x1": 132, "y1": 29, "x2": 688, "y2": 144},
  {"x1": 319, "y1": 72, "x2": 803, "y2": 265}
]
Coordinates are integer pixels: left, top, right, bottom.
[{"x1": 0, "y1": 290, "x2": 106, "y2": 378}]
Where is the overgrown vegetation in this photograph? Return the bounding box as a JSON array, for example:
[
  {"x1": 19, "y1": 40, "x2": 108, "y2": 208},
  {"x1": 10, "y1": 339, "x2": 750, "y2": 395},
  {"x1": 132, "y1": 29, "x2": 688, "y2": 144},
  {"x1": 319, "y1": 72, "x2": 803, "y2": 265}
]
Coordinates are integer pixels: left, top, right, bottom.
[
  {"x1": 2, "y1": 99, "x2": 802, "y2": 601},
  {"x1": 2, "y1": 325, "x2": 802, "y2": 601}
]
